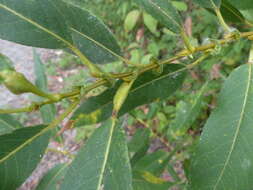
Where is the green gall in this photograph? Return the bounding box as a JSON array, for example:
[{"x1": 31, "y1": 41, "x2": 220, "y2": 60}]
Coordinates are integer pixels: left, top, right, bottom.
[
  {"x1": 0, "y1": 70, "x2": 58, "y2": 101},
  {"x1": 113, "y1": 79, "x2": 135, "y2": 116}
]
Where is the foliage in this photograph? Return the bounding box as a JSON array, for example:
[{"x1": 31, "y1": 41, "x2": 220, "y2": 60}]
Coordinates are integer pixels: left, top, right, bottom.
[{"x1": 0, "y1": 0, "x2": 253, "y2": 190}]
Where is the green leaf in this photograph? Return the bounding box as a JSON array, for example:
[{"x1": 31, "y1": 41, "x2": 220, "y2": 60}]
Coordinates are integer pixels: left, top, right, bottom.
[
  {"x1": 124, "y1": 10, "x2": 141, "y2": 32},
  {"x1": 128, "y1": 128, "x2": 150, "y2": 154},
  {"x1": 240, "y1": 9, "x2": 253, "y2": 23},
  {"x1": 170, "y1": 82, "x2": 208, "y2": 139},
  {"x1": 60, "y1": 119, "x2": 133, "y2": 190},
  {"x1": 0, "y1": 53, "x2": 14, "y2": 72},
  {"x1": 143, "y1": 12, "x2": 158, "y2": 34},
  {"x1": 0, "y1": 0, "x2": 121, "y2": 64},
  {"x1": 133, "y1": 171, "x2": 174, "y2": 190},
  {"x1": 133, "y1": 150, "x2": 170, "y2": 176},
  {"x1": 33, "y1": 49, "x2": 56, "y2": 124},
  {"x1": 228, "y1": 0, "x2": 253, "y2": 10},
  {"x1": 171, "y1": 1, "x2": 188, "y2": 11},
  {"x1": 57, "y1": 1, "x2": 122, "y2": 64},
  {"x1": 0, "y1": 125, "x2": 50, "y2": 189},
  {"x1": 193, "y1": 0, "x2": 221, "y2": 8},
  {"x1": 0, "y1": 114, "x2": 22, "y2": 135},
  {"x1": 189, "y1": 64, "x2": 253, "y2": 190},
  {"x1": 36, "y1": 164, "x2": 68, "y2": 190},
  {"x1": 72, "y1": 64, "x2": 186, "y2": 127},
  {"x1": 220, "y1": 0, "x2": 246, "y2": 24},
  {"x1": 135, "y1": 0, "x2": 183, "y2": 33}
]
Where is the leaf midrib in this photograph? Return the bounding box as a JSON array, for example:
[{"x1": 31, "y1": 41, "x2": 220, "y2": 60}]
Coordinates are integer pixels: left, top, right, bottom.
[
  {"x1": 0, "y1": 3, "x2": 73, "y2": 47},
  {"x1": 0, "y1": 2, "x2": 123, "y2": 63},
  {"x1": 96, "y1": 120, "x2": 116, "y2": 190},
  {"x1": 213, "y1": 64, "x2": 252, "y2": 189},
  {"x1": 0, "y1": 126, "x2": 48, "y2": 163}
]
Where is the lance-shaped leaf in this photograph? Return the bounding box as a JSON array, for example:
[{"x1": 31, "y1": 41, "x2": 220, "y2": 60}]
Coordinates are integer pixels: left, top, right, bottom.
[
  {"x1": 33, "y1": 49, "x2": 56, "y2": 124},
  {"x1": 60, "y1": 119, "x2": 133, "y2": 190},
  {"x1": 0, "y1": 0, "x2": 121, "y2": 64},
  {"x1": 135, "y1": 0, "x2": 183, "y2": 33},
  {"x1": 72, "y1": 64, "x2": 186, "y2": 127},
  {"x1": 57, "y1": 1, "x2": 122, "y2": 64},
  {"x1": 36, "y1": 164, "x2": 68, "y2": 190},
  {"x1": 0, "y1": 114, "x2": 22, "y2": 135},
  {"x1": 0, "y1": 125, "x2": 50, "y2": 189},
  {"x1": 220, "y1": 0, "x2": 246, "y2": 24},
  {"x1": 193, "y1": 0, "x2": 221, "y2": 8},
  {"x1": 189, "y1": 64, "x2": 253, "y2": 190}
]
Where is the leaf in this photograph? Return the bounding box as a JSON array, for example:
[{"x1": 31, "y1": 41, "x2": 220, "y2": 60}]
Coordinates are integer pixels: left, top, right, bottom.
[
  {"x1": 133, "y1": 150, "x2": 171, "y2": 176},
  {"x1": 57, "y1": 1, "x2": 122, "y2": 64},
  {"x1": 135, "y1": 0, "x2": 183, "y2": 33},
  {"x1": 205, "y1": 0, "x2": 246, "y2": 24},
  {"x1": 0, "y1": 114, "x2": 22, "y2": 135},
  {"x1": 189, "y1": 64, "x2": 253, "y2": 190},
  {"x1": 143, "y1": 12, "x2": 158, "y2": 34},
  {"x1": 128, "y1": 128, "x2": 150, "y2": 153},
  {"x1": 60, "y1": 119, "x2": 133, "y2": 190},
  {"x1": 133, "y1": 171, "x2": 174, "y2": 190},
  {"x1": 33, "y1": 49, "x2": 56, "y2": 124},
  {"x1": 228, "y1": 0, "x2": 253, "y2": 10},
  {"x1": 193, "y1": 0, "x2": 221, "y2": 8},
  {"x1": 0, "y1": 0, "x2": 121, "y2": 64},
  {"x1": 36, "y1": 164, "x2": 68, "y2": 190},
  {"x1": 240, "y1": 9, "x2": 253, "y2": 23},
  {"x1": 129, "y1": 128, "x2": 150, "y2": 166},
  {"x1": 171, "y1": 1, "x2": 188, "y2": 12},
  {"x1": 0, "y1": 53, "x2": 14, "y2": 71},
  {"x1": 0, "y1": 125, "x2": 50, "y2": 189},
  {"x1": 169, "y1": 82, "x2": 208, "y2": 139},
  {"x1": 220, "y1": 0, "x2": 246, "y2": 24},
  {"x1": 72, "y1": 64, "x2": 186, "y2": 127},
  {"x1": 124, "y1": 10, "x2": 141, "y2": 32}
]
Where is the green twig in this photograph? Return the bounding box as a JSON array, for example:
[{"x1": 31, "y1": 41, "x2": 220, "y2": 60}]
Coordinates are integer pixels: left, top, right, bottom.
[{"x1": 1, "y1": 31, "x2": 253, "y2": 114}]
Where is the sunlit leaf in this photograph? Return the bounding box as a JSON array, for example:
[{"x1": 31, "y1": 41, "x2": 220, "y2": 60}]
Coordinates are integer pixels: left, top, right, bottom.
[
  {"x1": 143, "y1": 12, "x2": 158, "y2": 34},
  {"x1": 124, "y1": 10, "x2": 141, "y2": 32}
]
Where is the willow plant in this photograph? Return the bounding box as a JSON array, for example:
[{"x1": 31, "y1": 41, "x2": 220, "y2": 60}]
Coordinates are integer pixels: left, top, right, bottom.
[{"x1": 0, "y1": 0, "x2": 253, "y2": 190}]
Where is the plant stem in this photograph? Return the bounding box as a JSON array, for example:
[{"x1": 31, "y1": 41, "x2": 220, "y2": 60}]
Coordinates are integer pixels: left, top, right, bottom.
[
  {"x1": 181, "y1": 30, "x2": 195, "y2": 53},
  {"x1": 214, "y1": 7, "x2": 231, "y2": 33},
  {"x1": 1, "y1": 31, "x2": 253, "y2": 114}
]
